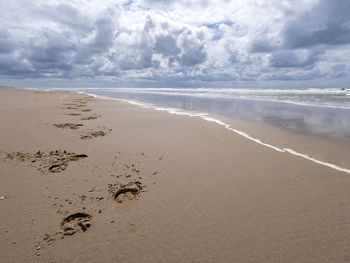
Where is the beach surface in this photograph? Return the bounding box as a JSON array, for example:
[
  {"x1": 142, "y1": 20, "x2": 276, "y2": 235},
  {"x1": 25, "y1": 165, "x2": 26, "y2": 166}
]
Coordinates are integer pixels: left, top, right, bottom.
[{"x1": 1, "y1": 87, "x2": 350, "y2": 262}]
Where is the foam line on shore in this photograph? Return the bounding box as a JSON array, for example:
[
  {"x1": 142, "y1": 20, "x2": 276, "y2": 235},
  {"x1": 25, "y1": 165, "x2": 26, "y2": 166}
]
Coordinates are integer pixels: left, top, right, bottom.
[
  {"x1": 200, "y1": 116, "x2": 350, "y2": 174},
  {"x1": 283, "y1": 148, "x2": 350, "y2": 174},
  {"x1": 85, "y1": 93, "x2": 350, "y2": 175},
  {"x1": 201, "y1": 116, "x2": 285, "y2": 152}
]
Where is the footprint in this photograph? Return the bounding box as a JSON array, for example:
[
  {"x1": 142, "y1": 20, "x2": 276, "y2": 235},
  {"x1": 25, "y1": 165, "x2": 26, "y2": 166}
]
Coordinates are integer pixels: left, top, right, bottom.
[
  {"x1": 81, "y1": 130, "x2": 107, "y2": 140},
  {"x1": 74, "y1": 154, "x2": 88, "y2": 158},
  {"x1": 48, "y1": 163, "x2": 68, "y2": 173},
  {"x1": 4, "y1": 150, "x2": 88, "y2": 173},
  {"x1": 65, "y1": 113, "x2": 82, "y2": 116},
  {"x1": 61, "y1": 212, "x2": 91, "y2": 236},
  {"x1": 112, "y1": 182, "x2": 142, "y2": 203},
  {"x1": 47, "y1": 153, "x2": 87, "y2": 173},
  {"x1": 81, "y1": 115, "x2": 98, "y2": 120},
  {"x1": 53, "y1": 123, "x2": 83, "y2": 129}
]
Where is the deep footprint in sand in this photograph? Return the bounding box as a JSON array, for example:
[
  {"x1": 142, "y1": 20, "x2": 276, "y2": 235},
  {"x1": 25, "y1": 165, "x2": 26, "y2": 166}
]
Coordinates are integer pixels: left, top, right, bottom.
[
  {"x1": 47, "y1": 153, "x2": 87, "y2": 173},
  {"x1": 81, "y1": 115, "x2": 98, "y2": 120},
  {"x1": 65, "y1": 113, "x2": 82, "y2": 116},
  {"x1": 53, "y1": 123, "x2": 83, "y2": 129},
  {"x1": 61, "y1": 212, "x2": 91, "y2": 236},
  {"x1": 62, "y1": 103, "x2": 78, "y2": 106},
  {"x1": 111, "y1": 182, "x2": 142, "y2": 203},
  {"x1": 81, "y1": 130, "x2": 107, "y2": 140},
  {"x1": 48, "y1": 163, "x2": 68, "y2": 173},
  {"x1": 4, "y1": 150, "x2": 88, "y2": 173}
]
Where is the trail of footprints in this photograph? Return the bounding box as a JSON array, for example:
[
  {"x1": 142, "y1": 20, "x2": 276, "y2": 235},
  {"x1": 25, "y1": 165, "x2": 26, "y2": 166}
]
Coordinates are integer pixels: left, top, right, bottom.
[
  {"x1": 34, "y1": 151, "x2": 161, "y2": 258},
  {"x1": 27, "y1": 95, "x2": 161, "y2": 257},
  {"x1": 1, "y1": 95, "x2": 162, "y2": 256},
  {"x1": 55, "y1": 96, "x2": 110, "y2": 139}
]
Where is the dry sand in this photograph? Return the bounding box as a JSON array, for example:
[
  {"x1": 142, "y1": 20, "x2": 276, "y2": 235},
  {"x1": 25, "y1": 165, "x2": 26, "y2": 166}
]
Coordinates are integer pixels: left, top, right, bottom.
[{"x1": 1, "y1": 87, "x2": 350, "y2": 262}]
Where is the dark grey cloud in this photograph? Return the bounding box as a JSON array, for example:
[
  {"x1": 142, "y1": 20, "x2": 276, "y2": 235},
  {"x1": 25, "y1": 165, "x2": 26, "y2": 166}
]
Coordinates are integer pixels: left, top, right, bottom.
[
  {"x1": 249, "y1": 38, "x2": 280, "y2": 53},
  {"x1": 0, "y1": 31, "x2": 16, "y2": 54},
  {"x1": 141, "y1": 0, "x2": 212, "y2": 9},
  {"x1": 0, "y1": 3, "x2": 120, "y2": 78},
  {"x1": 177, "y1": 31, "x2": 207, "y2": 66},
  {"x1": 28, "y1": 32, "x2": 74, "y2": 65},
  {"x1": 282, "y1": 0, "x2": 350, "y2": 49},
  {"x1": 91, "y1": 13, "x2": 117, "y2": 51},
  {"x1": 331, "y1": 64, "x2": 347, "y2": 78},
  {"x1": 155, "y1": 35, "x2": 180, "y2": 56},
  {"x1": 35, "y1": 3, "x2": 91, "y2": 33},
  {"x1": 269, "y1": 50, "x2": 321, "y2": 68},
  {"x1": 263, "y1": 70, "x2": 324, "y2": 81}
]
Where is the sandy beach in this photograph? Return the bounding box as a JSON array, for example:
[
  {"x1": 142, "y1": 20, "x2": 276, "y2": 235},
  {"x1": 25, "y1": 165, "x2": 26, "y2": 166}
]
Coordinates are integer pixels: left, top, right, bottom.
[{"x1": 1, "y1": 87, "x2": 350, "y2": 263}]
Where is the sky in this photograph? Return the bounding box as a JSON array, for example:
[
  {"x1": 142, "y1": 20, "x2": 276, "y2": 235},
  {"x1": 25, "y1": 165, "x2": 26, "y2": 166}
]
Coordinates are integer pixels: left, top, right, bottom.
[{"x1": 0, "y1": 0, "x2": 350, "y2": 88}]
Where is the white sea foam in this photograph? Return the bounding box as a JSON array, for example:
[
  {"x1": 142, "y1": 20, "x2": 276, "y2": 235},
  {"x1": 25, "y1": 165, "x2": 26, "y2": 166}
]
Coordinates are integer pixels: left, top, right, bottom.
[
  {"x1": 282, "y1": 149, "x2": 350, "y2": 174},
  {"x1": 85, "y1": 93, "x2": 350, "y2": 175}
]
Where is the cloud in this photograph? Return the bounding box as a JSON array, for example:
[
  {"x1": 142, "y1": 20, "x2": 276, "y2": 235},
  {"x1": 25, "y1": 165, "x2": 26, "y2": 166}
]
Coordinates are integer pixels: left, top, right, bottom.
[
  {"x1": 268, "y1": 50, "x2": 321, "y2": 68},
  {"x1": 0, "y1": 31, "x2": 16, "y2": 54},
  {"x1": 282, "y1": 0, "x2": 350, "y2": 48},
  {"x1": 155, "y1": 34, "x2": 180, "y2": 56},
  {"x1": 0, "y1": 0, "x2": 349, "y2": 87},
  {"x1": 177, "y1": 30, "x2": 207, "y2": 66}
]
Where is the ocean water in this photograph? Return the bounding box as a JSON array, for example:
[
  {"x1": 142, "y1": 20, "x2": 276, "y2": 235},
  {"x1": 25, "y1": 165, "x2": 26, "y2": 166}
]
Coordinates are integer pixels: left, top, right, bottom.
[
  {"x1": 66, "y1": 87, "x2": 350, "y2": 140},
  {"x1": 83, "y1": 87, "x2": 350, "y2": 109}
]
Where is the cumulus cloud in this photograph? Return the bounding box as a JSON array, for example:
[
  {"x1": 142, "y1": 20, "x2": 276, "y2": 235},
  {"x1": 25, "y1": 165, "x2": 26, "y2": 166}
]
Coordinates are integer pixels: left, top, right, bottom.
[{"x1": 0, "y1": 0, "x2": 349, "y2": 86}]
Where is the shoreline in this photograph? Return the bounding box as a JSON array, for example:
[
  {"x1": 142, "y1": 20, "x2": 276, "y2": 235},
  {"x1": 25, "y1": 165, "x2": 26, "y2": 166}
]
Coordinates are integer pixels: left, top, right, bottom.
[
  {"x1": 2, "y1": 87, "x2": 350, "y2": 262},
  {"x1": 29, "y1": 86, "x2": 350, "y2": 110},
  {"x1": 82, "y1": 90, "x2": 350, "y2": 174}
]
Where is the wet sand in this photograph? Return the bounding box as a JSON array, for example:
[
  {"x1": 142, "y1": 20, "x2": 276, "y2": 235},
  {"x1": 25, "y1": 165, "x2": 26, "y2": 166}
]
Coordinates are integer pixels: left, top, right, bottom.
[{"x1": 1, "y1": 87, "x2": 350, "y2": 262}]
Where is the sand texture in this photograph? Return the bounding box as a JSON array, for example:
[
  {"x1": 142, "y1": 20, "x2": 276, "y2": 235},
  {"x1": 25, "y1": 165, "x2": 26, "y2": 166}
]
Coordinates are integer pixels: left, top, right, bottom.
[{"x1": 1, "y1": 88, "x2": 350, "y2": 262}]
